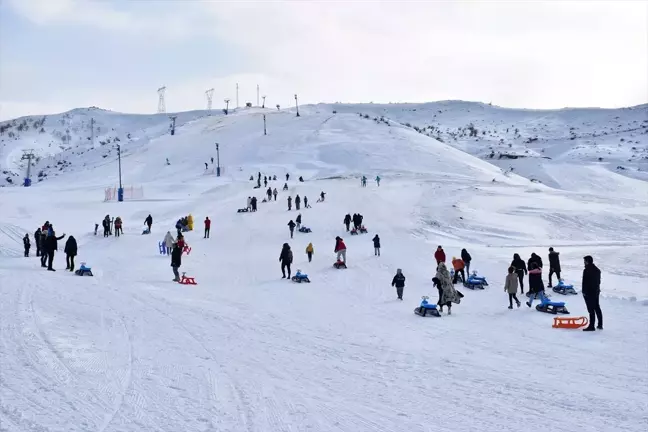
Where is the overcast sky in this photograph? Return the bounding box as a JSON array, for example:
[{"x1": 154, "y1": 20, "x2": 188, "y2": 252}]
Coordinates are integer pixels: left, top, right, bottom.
[{"x1": 1, "y1": 0, "x2": 646, "y2": 120}]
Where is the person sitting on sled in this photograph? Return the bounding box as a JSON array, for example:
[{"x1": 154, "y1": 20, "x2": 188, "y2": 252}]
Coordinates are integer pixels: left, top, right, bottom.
[
  {"x1": 526, "y1": 262, "x2": 547, "y2": 307},
  {"x1": 334, "y1": 236, "x2": 347, "y2": 263}
]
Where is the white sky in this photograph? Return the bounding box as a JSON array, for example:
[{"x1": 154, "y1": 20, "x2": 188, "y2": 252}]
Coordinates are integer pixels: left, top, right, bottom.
[{"x1": 1, "y1": 0, "x2": 647, "y2": 119}]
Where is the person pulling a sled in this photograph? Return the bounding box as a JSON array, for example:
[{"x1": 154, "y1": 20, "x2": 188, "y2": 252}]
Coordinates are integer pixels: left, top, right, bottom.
[
  {"x1": 344, "y1": 214, "x2": 352, "y2": 231},
  {"x1": 436, "y1": 262, "x2": 461, "y2": 314},
  {"x1": 334, "y1": 236, "x2": 347, "y2": 264},
  {"x1": 511, "y1": 253, "x2": 527, "y2": 293},
  {"x1": 505, "y1": 266, "x2": 521, "y2": 309},
  {"x1": 171, "y1": 242, "x2": 182, "y2": 282},
  {"x1": 288, "y1": 220, "x2": 296, "y2": 238},
  {"x1": 434, "y1": 246, "x2": 446, "y2": 264},
  {"x1": 391, "y1": 268, "x2": 405, "y2": 300},
  {"x1": 306, "y1": 242, "x2": 314, "y2": 262},
  {"x1": 581, "y1": 255, "x2": 603, "y2": 331},
  {"x1": 23, "y1": 234, "x2": 30, "y2": 257},
  {"x1": 279, "y1": 243, "x2": 293, "y2": 279},
  {"x1": 372, "y1": 234, "x2": 381, "y2": 256},
  {"x1": 526, "y1": 262, "x2": 546, "y2": 307},
  {"x1": 64, "y1": 236, "x2": 77, "y2": 272},
  {"x1": 548, "y1": 247, "x2": 561, "y2": 287},
  {"x1": 144, "y1": 214, "x2": 153, "y2": 233}
]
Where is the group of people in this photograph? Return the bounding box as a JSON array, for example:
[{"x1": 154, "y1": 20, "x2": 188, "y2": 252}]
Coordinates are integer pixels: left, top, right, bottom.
[
  {"x1": 26, "y1": 221, "x2": 76, "y2": 272},
  {"x1": 360, "y1": 175, "x2": 380, "y2": 187},
  {"x1": 343, "y1": 213, "x2": 364, "y2": 231}
]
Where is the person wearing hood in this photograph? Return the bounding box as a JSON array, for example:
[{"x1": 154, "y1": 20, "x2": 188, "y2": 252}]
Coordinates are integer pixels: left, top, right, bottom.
[
  {"x1": 436, "y1": 262, "x2": 461, "y2": 314},
  {"x1": 64, "y1": 236, "x2": 78, "y2": 271},
  {"x1": 44, "y1": 226, "x2": 66, "y2": 271},
  {"x1": 171, "y1": 242, "x2": 182, "y2": 282},
  {"x1": 267, "y1": 187, "x2": 272, "y2": 201},
  {"x1": 305, "y1": 243, "x2": 314, "y2": 262},
  {"x1": 510, "y1": 253, "x2": 527, "y2": 293},
  {"x1": 287, "y1": 196, "x2": 292, "y2": 211},
  {"x1": 279, "y1": 243, "x2": 293, "y2": 278},
  {"x1": 581, "y1": 255, "x2": 603, "y2": 331},
  {"x1": 251, "y1": 196, "x2": 257, "y2": 212},
  {"x1": 145, "y1": 214, "x2": 153, "y2": 232},
  {"x1": 334, "y1": 236, "x2": 347, "y2": 263},
  {"x1": 295, "y1": 195, "x2": 301, "y2": 210},
  {"x1": 288, "y1": 220, "x2": 296, "y2": 238},
  {"x1": 525, "y1": 262, "x2": 546, "y2": 307},
  {"x1": 344, "y1": 214, "x2": 352, "y2": 231},
  {"x1": 34, "y1": 228, "x2": 42, "y2": 257},
  {"x1": 461, "y1": 248, "x2": 472, "y2": 276},
  {"x1": 295, "y1": 214, "x2": 302, "y2": 229},
  {"x1": 434, "y1": 246, "x2": 446, "y2": 264},
  {"x1": 391, "y1": 268, "x2": 405, "y2": 300},
  {"x1": 164, "y1": 231, "x2": 175, "y2": 255},
  {"x1": 504, "y1": 266, "x2": 521, "y2": 309},
  {"x1": 528, "y1": 253, "x2": 543, "y2": 271},
  {"x1": 372, "y1": 234, "x2": 381, "y2": 256},
  {"x1": 23, "y1": 234, "x2": 30, "y2": 257},
  {"x1": 548, "y1": 247, "x2": 562, "y2": 287}
]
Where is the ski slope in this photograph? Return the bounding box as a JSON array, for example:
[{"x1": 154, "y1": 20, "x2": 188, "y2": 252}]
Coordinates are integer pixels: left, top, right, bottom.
[{"x1": 0, "y1": 107, "x2": 647, "y2": 432}]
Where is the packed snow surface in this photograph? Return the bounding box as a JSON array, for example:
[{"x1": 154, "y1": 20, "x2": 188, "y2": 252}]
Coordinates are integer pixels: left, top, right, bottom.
[{"x1": 0, "y1": 106, "x2": 647, "y2": 432}]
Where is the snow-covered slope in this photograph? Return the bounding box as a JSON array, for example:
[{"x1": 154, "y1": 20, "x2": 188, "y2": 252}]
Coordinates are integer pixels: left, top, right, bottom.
[{"x1": 0, "y1": 105, "x2": 646, "y2": 432}]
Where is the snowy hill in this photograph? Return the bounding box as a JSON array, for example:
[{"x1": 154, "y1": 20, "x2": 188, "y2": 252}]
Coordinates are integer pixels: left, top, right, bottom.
[{"x1": 0, "y1": 104, "x2": 646, "y2": 432}]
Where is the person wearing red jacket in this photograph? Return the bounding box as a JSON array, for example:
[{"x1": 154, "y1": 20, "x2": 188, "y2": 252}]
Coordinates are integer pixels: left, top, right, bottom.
[
  {"x1": 334, "y1": 236, "x2": 347, "y2": 263},
  {"x1": 435, "y1": 246, "x2": 446, "y2": 264},
  {"x1": 204, "y1": 217, "x2": 211, "y2": 239}
]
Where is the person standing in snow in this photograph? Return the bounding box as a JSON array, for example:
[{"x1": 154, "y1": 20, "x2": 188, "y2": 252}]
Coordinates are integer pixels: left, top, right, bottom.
[
  {"x1": 164, "y1": 231, "x2": 174, "y2": 255},
  {"x1": 34, "y1": 228, "x2": 41, "y2": 257},
  {"x1": 144, "y1": 214, "x2": 153, "y2": 233},
  {"x1": 526, "y1": 262, "x2": 546, "y2": 307},
  {"x1": 283, "y1": 183, "x2": 289, "y2": 191},
  {"x1": 44, "y1": 226, "x2": 65, "y2": 271},
  {"x1": 581, "y1": 255, "x2": 603, "y2": 331},
  {"x1": 286, "y1": 173, "x2": 290, "y2": 181},
  {"x1": 451, "y1": 256, "x2": 465, "y2": 283},
  {"x1": 247, "y1": 197, "x2": 252, "y2": 211},
  {"x1": 375, "y1": 175, "x2": 381, "y2": 186},
  {"x1": 548, "y1": 247, "x2": 561, "y2": 287},
  {"x1": 358, "y1": 213, "x2": 364, "y2": 227},
  {"x1": 171, "y1": 242, "x2": 182, "y2": 282},
  {"x1": 288, "y1": 220, "x2": 296, "y2": 238},
  {"x1": 287, "y1": 196, "x2": 292, "y2": 211},
  {"x1": 436, "y1": 262, "x2": 461, "y2": 314},
  {"x1": 251, "y1": 196, "x2": 258, "y2": 212},
  {"x1": 114, "y1": 216, "x2": 122, "y2": 237},
  {"x1": 64, "y1": 236, "x2": 77, "y2": 272},
  {"x1": 392, "y1": 268, "x2": 405, "y2": 300},
  {"x1": 434, "y1": 246, "x2": 446, "y2": 264},
  {"x1": 528, "y1": 253, "x2": 543, "y2": 270},
  {"x1": 279, "y1": 243, "x2": 293, "y2": 278},
  {"x1": 273, "y1": 188, "x2": 278, "y2": 201},
  {"x1": 40, "y1": 223, "x2": 49, "y2": 267},
  {"x1": 352, "y1": 213, "x2": 359, "y2": 230},
  {"x1": 505, "y1": 266, "x2": 521, "y2": 309},
  {"x1": 264, "y1": 177, "x2": 268, "y2": 188},
  {"x1": 295, "y1": 195, "x2": 301, "y2": 210},
  {"x1": 334, "y1": 236, "x2": 347, "y2": 263},
  {"x1": 205, "y1": 162, "x2": 209, "y2": 170},
  {"x1": 361, "y1": 176, "x2": 367, "y2": 187},
  {"x1": 23, "y1": 234, "x2": 30, "y2": 257},
  {"x1": 344, "y1": 214, "x2": 352, "y2": 231},
  {"x1": 102, "y1": 217, "x2": 110, "y2": 237},
  {"x1": 204, "y1": 217, "x2": 211, "y2": 238},
  {"x1": 267, "y1": 187, "x2": 272, "y2": 201},
  {"x1": 461, "y1": 248, "x2": 472, "y2": 276},
  {"x1": 372, "y1": 234, "x2": 381, "y2": 256},
  {"x1": 295, "y1": 214, "x2": 302, "y2": 230},
  {"x1": 304, "y1": 196, "x2": 309, "y2": 208},
  {"x1": 319, "y1": 191, "x2": 326, "y2": 202},
  {"x1": 305, "y1": 242, "x2": 314, "y2": 262},
  {"x1": 510, "y1": 253, "x2": 527, "y2": 293}
]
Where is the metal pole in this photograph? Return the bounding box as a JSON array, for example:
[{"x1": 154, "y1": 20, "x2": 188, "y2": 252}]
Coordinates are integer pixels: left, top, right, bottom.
[
  {"x1": 264, "y1": 115, "x2": 267, "y2": 135},
  {"x1": 118, "y1": 145, "x2": 122, "y2": 189},
  {"x1": 295, "y1": 94, "x2": 300, "y2": 117},
  {"x1": 216, "y1": 143, "x2": 220, "y2": 177}
]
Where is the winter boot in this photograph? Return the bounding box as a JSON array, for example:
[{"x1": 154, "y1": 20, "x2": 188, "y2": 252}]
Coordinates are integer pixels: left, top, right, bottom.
[
  {"x1": 582, "y1": 326, "x2": 596, "y2": 332},
  {"x1": 508, "y1": 305, "x2": 513, "y2": 309}
]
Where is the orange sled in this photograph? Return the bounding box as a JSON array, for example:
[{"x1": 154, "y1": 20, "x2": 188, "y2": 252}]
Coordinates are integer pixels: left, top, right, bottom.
[
  {"x1": 179, "y1": 273, "x2": 197, "y2": 285},
  {"x1": 552, "y1": 316, "x2": 588, "y2": 329}
]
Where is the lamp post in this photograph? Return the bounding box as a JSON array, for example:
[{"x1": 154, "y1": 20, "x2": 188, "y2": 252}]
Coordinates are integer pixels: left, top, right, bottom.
[
  {"x1": 117, "y1": 144, "x2": 124, "y2": 202},
  {"x1": 215, "y1": 142, "x2": 221, "y2": 177},
  {"x1": 294, "y1": 94, "x2": 300, "y2": 117},
  {"x1": 263, "y1": 115, "x2": 267, "y2": 135}
]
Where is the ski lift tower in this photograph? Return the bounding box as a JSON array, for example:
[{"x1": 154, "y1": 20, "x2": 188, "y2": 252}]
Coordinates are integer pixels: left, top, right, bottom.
[{"x1": 21, "y1": 149, "x2": 35, "y2": 187}]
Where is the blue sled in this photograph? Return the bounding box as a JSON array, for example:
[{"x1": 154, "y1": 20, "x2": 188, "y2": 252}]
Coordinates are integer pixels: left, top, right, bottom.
[
  {"x1": 158, "y1": 242, "x2": 167, "y2": 255},
  {"x1": 75, "y1": 264, "x2": 93, "y2": 277},
  {"x1": 535, "y1": 296, "x2": 569, "y2": 314},
  {"x1": 552, "y1": 280, "x2": 577, "y2": 295},
  {"x1": 464, "y1": 275, "x2": 488, "y2": 290},
  {"x1": 414, "y1": 296, "x2": 441, "y2": 317},
  {"x1": 291, "y1": 270, "x2": 310, "y2": 283}
]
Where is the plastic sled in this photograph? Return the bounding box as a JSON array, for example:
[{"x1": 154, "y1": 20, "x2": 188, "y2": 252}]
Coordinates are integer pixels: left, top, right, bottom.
[
  {"x1": 291, "y1": 270, "x2": 311, "y2": 283},
  {"x1": 552, "y1": 280, "x2": 577, "y2": 295},
  {"x1": 536, "y1": 297, "x2": 569, "y2": 314},
  {"x1": 350, "y1": 229, "x2": 358, "y2": 236},
  {"x1": 158, "y1": 242, "x2": 166, "y2": 255},
  {"x1": 333, "y1": 260, "x2": 347, "y2": 269},
  {"x1": 552, "y1": 316, "x2": 588, "y2": 329},
  {"x1": 463, "y1": 276, "x2": 487, "y2": 290},
  {"x1": 298, "y1": 226, "x2": 312, "y2": 233},
  {"x1": 179, "y1": 273, "x2": 197, "y2": 285},
  {"x1": 182, "y1": 245, "x2": 192, "y2": 256},
  {"x1": 359, "y1": 226, "x2": 368, "y2": 234},
  {"x1": 142, "y1": 228, "x2": 151, "y2": 235},
  {"x1": 237, "y1": 208, "x2": 249, "y2": 213},
  {"x1": 75, "y1": 264, "x2": 93, "y2": 277},
  {"x1": 414, "y1": 296, "x2": 441, "y2": 317}
]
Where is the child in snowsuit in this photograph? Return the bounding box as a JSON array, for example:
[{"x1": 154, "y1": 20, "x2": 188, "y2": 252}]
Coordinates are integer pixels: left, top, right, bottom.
[
  {"x1": 279, "y1": 243, "x2": 293, "y2": 278},
  {"x1": 372, "y1": 234, "x2": 380, "y2": 256},
  {"x1": 334, "y1": 236, "x2": 347, "y2": 263},
  {"x1": 505, "y1": 266, "x2": 521, "y2": 309},
  {"x1": 23, "y1": 234, "x2": 30, "y2": 257},
  {"x1": 171, "y1": 242, "x2": 182, "y2": 282},
  {"x1": 392, "y1": 268, "x2": 405, "y2": 300},
  {"x1": 511, "y1": 253, "x2": 527, "y2": 293},
  {"x1": 288, "y1": 220, "x2": 296, "y2": 238},
  {"x1": 526, "y1": 262, "x2": 546, "y2": 307},
  {"x1": 306, "y1": 243, "x2": 314, "y2": 262},
  {"x1": 64, "y1": 236, "x2": 77, "y2": 272}
]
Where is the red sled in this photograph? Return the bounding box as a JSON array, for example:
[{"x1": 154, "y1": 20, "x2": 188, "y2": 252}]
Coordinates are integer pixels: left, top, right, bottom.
[
  {"x1": 179, "y1": 273, "x2": 197, "y2": 285},
  {"x1": 182, "y1": 245, "x2": 192, "y2": 256},
  {"x1": 333, "y1": 260, "x2": 347, "y2": 269}
]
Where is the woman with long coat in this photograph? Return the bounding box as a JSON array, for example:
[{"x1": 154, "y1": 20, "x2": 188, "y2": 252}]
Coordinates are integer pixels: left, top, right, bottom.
[
  {"x1": 64, "y1": 236, "x2": 78, "y2": 272},
  {"x1": 436, "y1": 262, "x2": 461, "y2": 314}
]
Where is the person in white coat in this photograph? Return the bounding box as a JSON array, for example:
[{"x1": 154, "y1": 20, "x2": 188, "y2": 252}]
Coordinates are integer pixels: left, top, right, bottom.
[
  {"x1": 436, "y1": 262, "x2": 461, "y2": 314},
  {"x1": 164, "y1": 231, "x2": 175, "y2": 255}
]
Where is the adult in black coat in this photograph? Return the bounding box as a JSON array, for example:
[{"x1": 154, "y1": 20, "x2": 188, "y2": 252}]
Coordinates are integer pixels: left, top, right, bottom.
[
  {"x1": 581, "y1": 255, "x2": 602, "y2": 331},
  {"x1": 279, "y1": 243, "x2": 293, "y2": 278},
  {"x1": 295, "y1": 214, "x2": 302, "y2": 228},
  {"x1": 372, "y1": 235, "x2": 381, "y2": 256},
  {"x1": 295, "y1": 195, "x2": 301, "y2": 210},
  {"x1": 391, "y1": 268, "x2": 405, "y2": 300},
  {"x1": 352, "y1": 213, "x2": 359, "y2": 230},
  {"x1": 171, "y1": 243, "x2": 182, "y2": 282},
  {"x1": 511, "y1": 253, "x2": 527, "y2": 293},
  {"x1": 23, "y1": 234, "x2": 30, "y2": 257},
  {"x1": 40, "y1": 228, "x2": 48, "y2": 267},
  {"x1": 528, "y1": 253, "x2": 543, "y2": 270},
  {"x1": 145, "y1": 214, "x2": 153, "y2": 232},
  {"x1": 344, "y1": 214, "x2": 351, "y2": 231},
  {"x1": 34, "y1": 228, "x2": 41, "y2": 257},
  {"x1": 548, "y1": 247, "x2": 561, "y2": 287},
  {"x1": 461, "y1": 248, "x2": 472, "y2": 275},
  {"x1": 64, "y1": 236, "x2": 78, "y2": 272},
  {"x1": 287, "y1": 220, "x2": 296, "y2": 238},
  {"x1": 45, "y1": 228, "x2": 66, "y2": 271}
]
